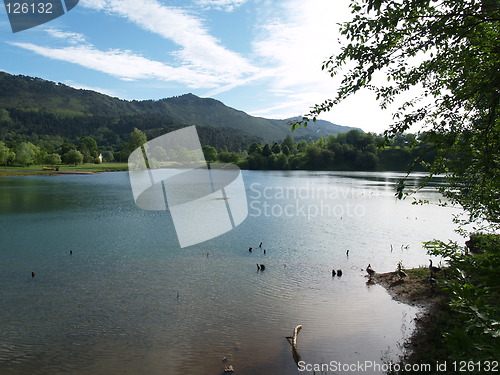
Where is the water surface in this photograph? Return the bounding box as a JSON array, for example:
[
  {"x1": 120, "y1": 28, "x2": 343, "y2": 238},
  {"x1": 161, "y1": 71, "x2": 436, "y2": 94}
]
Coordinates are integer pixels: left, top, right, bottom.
[{"x1": 0, "y1": 171, "x2": 461, "y2": 374}]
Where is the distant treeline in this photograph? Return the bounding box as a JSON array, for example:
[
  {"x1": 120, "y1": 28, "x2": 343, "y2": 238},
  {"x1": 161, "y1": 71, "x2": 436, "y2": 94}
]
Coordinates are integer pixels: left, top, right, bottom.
[
  {"x1": 0, "y1": 125, "x2": 437, "y2": 172},
  {"x1": 230, "y1": 131, "x2": 437, "y2": 171}
]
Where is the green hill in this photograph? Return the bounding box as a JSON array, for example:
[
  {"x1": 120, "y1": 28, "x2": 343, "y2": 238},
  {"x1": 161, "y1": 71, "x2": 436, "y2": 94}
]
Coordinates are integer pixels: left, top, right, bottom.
[{"x1": 0, "y1": 71, "x2": 362, "y2": 147}]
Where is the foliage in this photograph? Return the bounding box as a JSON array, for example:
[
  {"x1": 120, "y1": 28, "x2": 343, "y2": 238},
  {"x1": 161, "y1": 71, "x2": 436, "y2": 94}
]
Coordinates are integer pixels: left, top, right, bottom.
[
  {"x1": 78, "y1": 136, "x2": 98, "y2": 163},
  {"x1": 292, "y1": 0, "x2": 500, "y2": 230},
  {"x1": 248, "y1": 142, "x2": 261, "y2": 155},
  {"x1": 242, "y1": 130, "x2": 434, "y2": 171},
  {"x1": 0, "y1": 141, "x2": 15, "y2": 166},
  {"x1": 101, "y1": 151, "x2": 114, "y2": 162},
  {"x1": 126, "y1": 128, "x2": 147, "y2": 156},
  {"x1": 44, "y1": 153, "x2": 61, "y2": 165},
  {"x1": 63, "y1": 149, "x2": 84, "y2": 166},
  {"x1": 202, "y1": 145, "x2": 217, "y2": 162},
  {"x1": 282, "y1": 134, "x2": 295, "y2": 151},
  {"x1": 15, "y1": 142, "x2": 39, "y2": 166},
  {"x1": 217, "y1": 151, "x2": 239, "y2": 164},
  {"x1": 271, "y1": 141, "x2": 281, "y2": 154},
  {"x1": 261, "y1": 144, "x2": 272, "y2": 158},
  {"x1": 424, "y1": 234, "x2": 500, "y2": 362}
]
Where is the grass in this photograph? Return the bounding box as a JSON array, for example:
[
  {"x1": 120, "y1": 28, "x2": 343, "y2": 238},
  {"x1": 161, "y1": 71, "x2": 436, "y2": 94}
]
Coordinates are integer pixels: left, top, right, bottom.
[{"x1": 0, "y1": 163, "x2": 128, "y2": 176}]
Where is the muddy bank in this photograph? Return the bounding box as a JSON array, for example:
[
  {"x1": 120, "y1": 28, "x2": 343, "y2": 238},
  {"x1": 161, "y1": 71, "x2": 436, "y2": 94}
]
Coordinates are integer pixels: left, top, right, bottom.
[
  {"x1": 372, "y1": 268, "x2": 446, "y2": 308},
  {"x1": 373, "y1": 268, "x2": 450, "y2": 372}
]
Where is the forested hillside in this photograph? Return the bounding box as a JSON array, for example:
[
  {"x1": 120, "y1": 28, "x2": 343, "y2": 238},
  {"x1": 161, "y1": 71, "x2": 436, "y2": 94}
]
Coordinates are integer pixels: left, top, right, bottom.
[{"x1": 0, "y1": 72, "x2": 361, "y2": 149}]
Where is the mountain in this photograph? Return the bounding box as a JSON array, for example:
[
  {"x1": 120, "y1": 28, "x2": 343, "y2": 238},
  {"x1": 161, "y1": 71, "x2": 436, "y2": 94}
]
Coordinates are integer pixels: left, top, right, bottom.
[{"x1": 0, "y1": 71, "x2": 362, "y2": 146}]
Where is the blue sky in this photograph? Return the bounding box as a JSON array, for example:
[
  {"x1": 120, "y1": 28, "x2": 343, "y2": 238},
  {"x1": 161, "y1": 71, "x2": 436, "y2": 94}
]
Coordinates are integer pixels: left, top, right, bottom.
[{"x1": 0, "y1": 0, "x2": 397, "y2": 133}]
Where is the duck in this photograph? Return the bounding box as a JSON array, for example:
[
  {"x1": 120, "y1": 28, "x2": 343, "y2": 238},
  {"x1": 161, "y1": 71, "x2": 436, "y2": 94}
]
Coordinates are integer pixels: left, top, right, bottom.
[
  {"x1": 248, "y1": 247, "x2": 253, "y2": 252},
  {"x1": 366, "y1": 264, "x2": 375, "y2": 278},
  {"x1": 336, "y1": 269, "x2": 343, "y2": 276},
  {"x1": 257, "y1": 263, "x2": 265, "y2": 271},
  {"x1": 332, "y1": 269, "x2": 336, "y2": 277}
]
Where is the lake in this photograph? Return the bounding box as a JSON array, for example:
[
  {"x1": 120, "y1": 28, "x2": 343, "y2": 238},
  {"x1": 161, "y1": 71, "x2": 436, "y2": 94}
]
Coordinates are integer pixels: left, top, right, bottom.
[{"x1": 0, "y1": 171, "x2": 462, "y2": 375}]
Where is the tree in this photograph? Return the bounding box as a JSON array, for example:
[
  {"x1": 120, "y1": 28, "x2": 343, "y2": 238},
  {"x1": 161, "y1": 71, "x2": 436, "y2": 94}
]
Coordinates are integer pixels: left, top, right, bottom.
[
  {"x1": 296, "y1": 140, "x2": 308, "y2": 153},
  {"x1": 282, "y1": 145, "x2": 291, "y2": 156},
  {"x1": 45, "y1": 153, "x2": 62, "y2": 165},
  {"x1": 271, "y1": 142, "x2": 281, "y2": 154},
  {"x1": 15, "y1": 142, "x2": 39, "y2": 166},
  {"x1": 63, "y1": 149, "x2": 84, "y2": 166},
  {"x1": 282, "y1": 134, "x2": 295, "y2": 151},
  {"x1": 78, "y1": 136, "x2": 98, "y2": 162},
  {"x1": 126, "y1": 128, "x2": 147, "y2": 155},
  {"x1": 217, "y1": 151, "x2": 239, "y2": 164},
  {"x1": 202, "y1": 145, "x2": 217, "y2": 162},
  {"x1": 248, "y1": 142, "x2": 262, "y2": 155},
  {"x1": 0, "y1": 141, "x2": 15, "y2": 166},
  {"x1": 261, "y1": 144, "x2": 272, "y2": 157},
  {"x1": 35, "y1": 149, "x2": 48, "y2": 165},
  {"x1": 56, "y1": 142, "x2": 77, "y2": 157},
  {"x1": 294, "y1": 0, "x2": 500, "y2": 229},
  {"x1": 275, "y1": 154, "x2": 289, "y2": 169},
  {"x1": 101, "y1": 151, "x2": 114, "y2": 162}
]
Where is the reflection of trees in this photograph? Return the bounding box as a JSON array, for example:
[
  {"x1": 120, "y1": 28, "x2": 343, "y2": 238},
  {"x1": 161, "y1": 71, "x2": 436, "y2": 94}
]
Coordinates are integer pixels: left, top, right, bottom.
[{"x1": 0, "y1": 181, "x2": 76, "y2": 213}]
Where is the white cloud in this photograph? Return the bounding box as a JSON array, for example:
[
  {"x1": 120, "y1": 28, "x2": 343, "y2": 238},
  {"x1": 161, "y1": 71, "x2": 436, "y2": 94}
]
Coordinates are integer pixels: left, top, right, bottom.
[
  {"x1": 9, "y1": 42, "x2": 227, "y2": 88},
  {"x1": 10, "y1": 0, "x2": 264, "y2": 93},
  {"x1": 80, "y1": 0, "x2": 259, "y2": 79},
  {"x1": 45, "y1": 28, "x2": 88, "y2": 44},
  {"x1": 249, "y1": 0, "x2": 395, "y2": 131},
  {"x1": 79, "y1": 0, "x2": 106, "y2": 10},
  {"x1": 252, "y1": 0, "x2": 349, "y2": 91},
  {"x1": 195, "y1": 0, "x2": 248, "y2": 11}
]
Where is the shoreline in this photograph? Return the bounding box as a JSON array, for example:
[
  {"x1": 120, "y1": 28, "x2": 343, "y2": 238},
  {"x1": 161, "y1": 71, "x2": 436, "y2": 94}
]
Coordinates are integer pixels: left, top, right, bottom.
[
  {"x1": 0, "y1": 164, "x2": 128, "y2": 177},
  {"x1": 373, "y1": 268, "x2": 448, "y2": 371},
  {"x1": 372, "y1": 268, "x2": 446, "y2": 308},
  {"x1": 0, "y1": 170, "x2": 101, "y2": 177}
]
